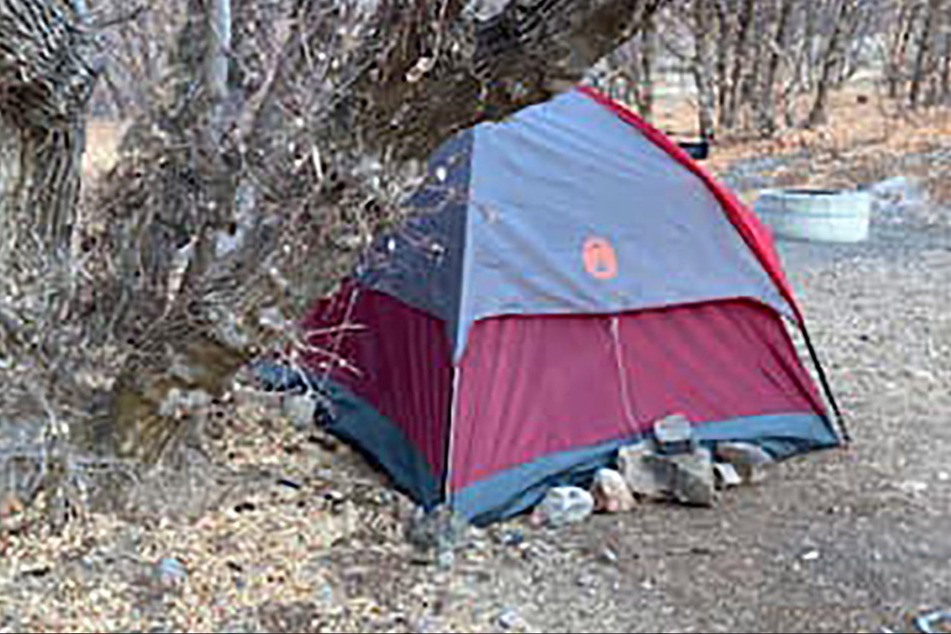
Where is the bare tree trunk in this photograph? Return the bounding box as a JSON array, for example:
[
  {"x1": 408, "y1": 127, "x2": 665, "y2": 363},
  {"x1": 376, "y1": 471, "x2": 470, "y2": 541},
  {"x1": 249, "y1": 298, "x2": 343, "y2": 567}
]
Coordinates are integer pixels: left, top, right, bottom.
[
  {"x1": 3, "y1": 0, "x2": 673, "y2": 470},
  {"x1": 801, "y1": 0, "x2": 819, "y2": 94},
  {"x1": 691, "y1": 0, "x2": 717, "y2": 140},
  {"x1": 104, "y1": 0, "x2": 671, "y2": 463},
  {"x1": 714, "y1": 0, "x2": 732, "y2": 126},
  {"x1": 886, "y1": 2, "x2": 906, "y2": 99},
  {"x1": 755, "y1": 0, "x2": 794, "y2": 136},
  {"x1": 722, "y1": 0, "x2": 755, "y2": 130},
  {"x1": 636, "y1": 11, "x2": 657, "y2": 120},
  {"x1": 0, "y1": 0, "x2": 98, "y2": 265},
  {"x1": 779, "y1": 1, "x2": 808, "y2": 127},
  {"x1": 889, "y1": 1, "x2": 923, "y2": 101},
  {"x1": 0, "y1": 0, "x2": 99, "y2": 522},
  {"x1": 806, "y1": 0, "x2": 857, "y2": 128},
  {"x1": 925, "y1": 2, "x2": 947, "y2": 105},
  {"x1": 742, "y1": 4, "x2": 769, "y2": 109},
  {"x1": 942, "y1": 32, "x2": 951, "y2": 103},
  {"x1": 207, "y1": 0, "x2": 232, "y2": 101},
  {"x1": 909, "y1": 0, "x2": 941, "y2": 109},
  {"x1": 0, "y1": 7, "x2": 95, "y2": 258}
]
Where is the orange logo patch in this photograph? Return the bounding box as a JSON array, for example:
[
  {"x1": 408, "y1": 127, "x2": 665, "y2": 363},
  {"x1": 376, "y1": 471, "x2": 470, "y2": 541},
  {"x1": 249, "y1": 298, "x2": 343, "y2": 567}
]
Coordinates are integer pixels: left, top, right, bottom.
[{"x1": 583, "y1": 237, "x2": 618, "y2": 280}]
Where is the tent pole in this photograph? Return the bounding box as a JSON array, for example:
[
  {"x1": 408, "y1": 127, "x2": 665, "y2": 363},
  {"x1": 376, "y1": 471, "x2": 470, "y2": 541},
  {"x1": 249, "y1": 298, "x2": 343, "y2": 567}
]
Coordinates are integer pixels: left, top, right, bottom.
[
  {"x1": 799, "y1": 320, "x2": 850, "y2": 445},
  {"x1": 444, "y1": 364, "x2": 461, "y2": 507}
]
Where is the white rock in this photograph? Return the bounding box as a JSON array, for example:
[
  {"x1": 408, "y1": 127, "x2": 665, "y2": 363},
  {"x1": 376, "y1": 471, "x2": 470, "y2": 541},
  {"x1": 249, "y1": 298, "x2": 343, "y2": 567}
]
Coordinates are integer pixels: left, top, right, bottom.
[
  {"x1": 714, "y1": 442, "x2": 774, "y2": 483},
  {"x1": 497, "y1": 607, "x2": 522, "y2": 630},
  {"x1": 590, "y1": 468, "x2": 636, "y2": 513},
  {"x1": 283, "y1": 394, "x2": 317, "y2": 430},
  {"x1": 653, "y1": 413, "x2": 695, "y2": 454},
  {"x1": 897, "y1": 480, "x2": 928, "y2": 495},
  {"x1": 713, "y1": 462, "x2": 743, "y2": 489},
  {"x1": 531, "y1": 486, "x2": 594, "y2": 528}
]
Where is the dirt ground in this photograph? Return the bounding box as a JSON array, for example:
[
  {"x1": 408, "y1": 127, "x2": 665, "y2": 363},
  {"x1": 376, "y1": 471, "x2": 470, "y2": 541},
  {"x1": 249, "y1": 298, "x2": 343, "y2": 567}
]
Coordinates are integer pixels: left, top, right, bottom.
[{"x1": 2, "y1": 95, "x2": 951, "y2": 634}]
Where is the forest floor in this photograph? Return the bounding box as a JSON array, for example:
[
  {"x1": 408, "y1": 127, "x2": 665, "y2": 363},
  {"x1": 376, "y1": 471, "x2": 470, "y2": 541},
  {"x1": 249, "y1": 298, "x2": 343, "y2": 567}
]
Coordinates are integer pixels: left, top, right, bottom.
[{"x1": 1, "y1": 90, "x2": 950, "y2": 633}]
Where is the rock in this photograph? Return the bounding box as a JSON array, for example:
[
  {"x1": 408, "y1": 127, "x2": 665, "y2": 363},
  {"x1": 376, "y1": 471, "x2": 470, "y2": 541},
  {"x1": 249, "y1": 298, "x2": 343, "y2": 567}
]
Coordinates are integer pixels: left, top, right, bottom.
[
  {"x1": 590, "y1": 468, "x2": 636, "y2": 513},
  {"x1": 897, "y1": 480, "x2": 928, "y2": 495},
  {"x1": 530, "y1": 486, "x2": 594, "y2": 527},
  {"x1": 155, "y1": 557, "x2": 187, "y2": 589},
  {"x1": 653, "y1": 413, "x2": 696, "y2": 455},
  {"x1": 915, "y1": 610, "x2": 951, "y2": 634},
  {"x1": 497, "y1": 607, "x2": 523, "y2": 630},
  {"x1": 659, "y1": 447, "x2": 716, "y2": 507},
  {"x1": 712, "y1": 462, "x2": 743, "y2": 489},
  {"x1": 495, "y1": 528, "x2": 525, "y2": 547},
  {"x1": 282, "y1": 394, "x2": 317, "y2": 430},
  {"x1": 576, "y1": 573, "x2": 596, "y2": 588},
  {"x1": 619, "y1": 442, "x2": 715, "y2": 506},
  {"x1": 0, "y1": 493, "x2": 22, "y2": 518},
  {"x1": 800, "y1": 549, "x2": 820, "y2": 561},
  {"x1": 714, "y1": 442, "x2": 774, "y2": 483},
  {"x1": 405, "y1": 505, "x2": 469, "y2": 559},
  {"x1": 618, "y1": 442, "x2": 669, "y2": 499},
  {"x1": 0, "y1": 493, "x2": 24, "y2": 533},
  {"x1": 410, "y1": 616, "x2": 442, "y2": 634},
  {"x1": 317, "y1": 582, "x2": 334, "y2": 606},
  {"x1": 435, "y1": 549, "x2": 455, "y2": 570},
  {"x1": 251, "y1": 359, "x2": 306, "y2": 392},
  {"x1": 599, "y1": 547, "x2": 619, "y2": 564}
]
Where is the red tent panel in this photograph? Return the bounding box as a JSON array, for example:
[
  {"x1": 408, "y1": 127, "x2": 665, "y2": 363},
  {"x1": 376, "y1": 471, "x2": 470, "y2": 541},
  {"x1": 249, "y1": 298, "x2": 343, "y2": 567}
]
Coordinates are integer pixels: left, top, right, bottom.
[
  {"x1": 302, "y1": 285, "x2": 452, "y2": 479},
  {"x1": 449, "y1": 299, "x2": 824, "y2": 492}
]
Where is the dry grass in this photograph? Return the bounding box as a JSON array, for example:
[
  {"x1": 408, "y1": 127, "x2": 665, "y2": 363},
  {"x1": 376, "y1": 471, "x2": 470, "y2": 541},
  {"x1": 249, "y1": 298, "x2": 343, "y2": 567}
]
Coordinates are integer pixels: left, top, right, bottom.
[{"x1": 651, "y1": 86, "x2": 951, "y2": 205}]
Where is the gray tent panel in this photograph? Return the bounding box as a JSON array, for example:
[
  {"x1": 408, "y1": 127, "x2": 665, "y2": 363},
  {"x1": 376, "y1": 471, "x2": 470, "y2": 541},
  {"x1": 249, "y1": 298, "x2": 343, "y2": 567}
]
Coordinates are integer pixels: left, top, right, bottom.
[
  {"x1": 455, "y1": 91, "x2": 790, "y2": 359},
  {"x1": 357, "y1": 129, "x2": 473, "y2": 340}
]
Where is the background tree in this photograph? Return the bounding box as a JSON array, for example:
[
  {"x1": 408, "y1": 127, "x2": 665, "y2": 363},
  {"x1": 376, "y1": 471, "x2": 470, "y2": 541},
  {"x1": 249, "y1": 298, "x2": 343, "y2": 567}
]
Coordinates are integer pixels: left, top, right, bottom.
[
  {"x1": 0, "y1": 0, "x2": 669, "y2": 522},
  {"x1": 596, "y1": 0, "x2": 896, "y2": 139},
  {"x1": 806, "y1": 0, "x2": 860, "y2": 127}
]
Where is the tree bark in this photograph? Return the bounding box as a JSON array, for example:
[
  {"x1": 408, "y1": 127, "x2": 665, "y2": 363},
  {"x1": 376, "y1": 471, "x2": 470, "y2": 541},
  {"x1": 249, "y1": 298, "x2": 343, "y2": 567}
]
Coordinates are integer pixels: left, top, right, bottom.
[
  {"x1": 740, "y1": 2, "x2": 767, "y2": 114},
  {"x1": 0, "y1": 0, "x2": 100, "y2": 518},
  {"x1": 207, "y1": 0, "x2": 232, "y2": 101},
  {"x1": 836, "y1": 3, "x2": 872, "y2": 87},
  {"x1": 909, "y1": 0, "x2": 941, "y2": 109},
  {"x1": 0, "y1": 0, "x2": 97, "y2": 256},
  {"x1": 636, "y1": 11, "x2": 657, "y2": 120},
  {"x1": 889, "y1": 1, "x2": 922, "y2": 101},
  {"x1": 942, "y1": 32, "x2": 951, "y2": 103},
  {"x1": 801, "y1": 0, "x2": 819, "y2": 94},
  {"x1": 755, "y1": 0, "x2": 794, "y2": 136},
  {"x1": 722, "y1": 0, "x2": 755, "y2": 130},
  {"x1": 713, "y1": 0, "x2": 732, "y2": 124},
  {"x1": 806, "y1": 0, "x2": 857, "y2": 128},
  {"x1": 2, "y1": 0, "x2": 668, "y2": 471},
  {"x1": 691, "y1": 0, "x2": 717, "y2": 141}
]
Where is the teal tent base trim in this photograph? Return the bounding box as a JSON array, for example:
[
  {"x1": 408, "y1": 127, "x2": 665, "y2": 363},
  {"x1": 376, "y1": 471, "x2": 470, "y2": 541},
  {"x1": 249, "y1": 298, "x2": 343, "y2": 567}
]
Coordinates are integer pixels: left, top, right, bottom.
[
  {"x1": 317, "y1": 382, "x2": 838, "y2": 526},
  {"x1": 451, "y1": 412, "x2": 839, "y2": 526},
  {"x1": 323, "y1": 383, "x2": 443, "y2": 510}
]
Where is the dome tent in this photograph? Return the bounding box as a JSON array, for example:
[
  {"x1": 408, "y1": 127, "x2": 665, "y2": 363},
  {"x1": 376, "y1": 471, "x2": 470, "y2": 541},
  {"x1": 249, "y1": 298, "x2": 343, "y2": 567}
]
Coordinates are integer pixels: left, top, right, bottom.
[{"x1": 300, "y1": 87, "x2": 844, "y2": 526}]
